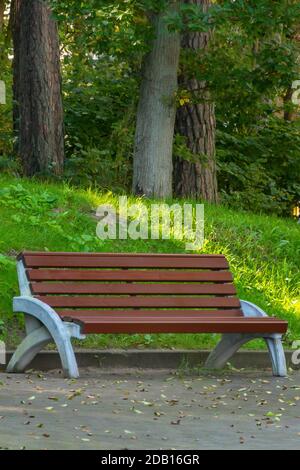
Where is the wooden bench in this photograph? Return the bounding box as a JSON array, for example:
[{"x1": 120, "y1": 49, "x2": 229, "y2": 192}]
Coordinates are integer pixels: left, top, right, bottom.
[{"x1": 7, "y1": 251, "x2": 288, "y2": 378}]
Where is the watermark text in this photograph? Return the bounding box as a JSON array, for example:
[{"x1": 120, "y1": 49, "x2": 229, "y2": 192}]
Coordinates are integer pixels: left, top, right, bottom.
[{"x1": 96, "y1": 197, "x2": 204, "y2": 251}]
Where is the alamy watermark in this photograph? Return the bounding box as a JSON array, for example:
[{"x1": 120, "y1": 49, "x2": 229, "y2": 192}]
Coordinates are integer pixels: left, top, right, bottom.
[
  {"x1": 291, "y1": 341, "x2": 300, "y2": 367},
  {"x1": 0, "y1": 341, "x2": 5, "y2": 365},
  {"x1": 96, "y1": 197, "x2": 204, "y2": 251}
]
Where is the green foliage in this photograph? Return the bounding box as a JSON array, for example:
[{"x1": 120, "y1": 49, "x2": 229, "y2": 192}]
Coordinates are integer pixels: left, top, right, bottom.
[
  {"x1": 177, "y1": 0, "x2": 300, "y2": 214},
  {"x1": 50, "y1": 1, "x2": 141, "y2": 189},
  {"x1": 0, "y1": 184, "x2": 58, "y2": 211},
  {"x1": 174, "y1": 134, "x2": 197, "y2": 163},
  {"x1": 0, "y1": 26, "x2": 13, "y2": 159},
  {"x1": 0, "y1": 0, "x2": 300, "y2": 215},
  {"x1": 65, "y1": 146, "x2": 131, "y2": 191},
  {"x1": 217, "y1": 119, "x2": 300, "y2": 215}
]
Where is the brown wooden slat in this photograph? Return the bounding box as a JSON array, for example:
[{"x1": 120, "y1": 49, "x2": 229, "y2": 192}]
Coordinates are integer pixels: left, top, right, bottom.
[
  {"x1": 66, "y1": 317, "x2": 288, "y2": 335},
  {"x1": 20, "y1": 251, "x2": 226, "y2": 258},
  {"x1": 27, "y1": 269, "x2": 233, "y2": 283},
  {"x1": 36, "y1": 295, "x2": 240, "y2": 309},
  {"x1": 31, "y1": 282, "x2": 236, "y2": 296},
  {"x1": 23, "y1": 254, "x2": 229, "y2": 269},
  {"x1": 63, "y1": 315, "x2": 245, "y2": 324},
  {"x1": 57, "y1": 309, "x2": 244, "y2": 318}
]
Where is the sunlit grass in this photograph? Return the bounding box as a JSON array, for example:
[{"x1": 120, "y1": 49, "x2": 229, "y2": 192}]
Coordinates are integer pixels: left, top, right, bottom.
[{"x1": 0, "y1": 174, "x2": 299, "y2": 350}]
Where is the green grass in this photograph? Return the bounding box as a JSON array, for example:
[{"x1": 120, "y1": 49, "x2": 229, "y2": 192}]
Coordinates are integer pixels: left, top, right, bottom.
[{"x1": 0, "y1": 174, "x2": 299, "y2": 350}]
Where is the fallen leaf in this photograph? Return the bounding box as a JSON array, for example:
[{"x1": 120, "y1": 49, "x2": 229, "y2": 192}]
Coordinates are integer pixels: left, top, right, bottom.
[
  {"x1": 68, "y1": 389, "x2": 82, "y2": 400},
  {"x1": 171, "y1": 419, "x2": 181, "y2": 425}
]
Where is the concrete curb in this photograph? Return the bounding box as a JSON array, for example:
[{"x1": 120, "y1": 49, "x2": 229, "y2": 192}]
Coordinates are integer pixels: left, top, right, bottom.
[{"x1": 1, "y1": 349, "x2": 298, "y2": 372}]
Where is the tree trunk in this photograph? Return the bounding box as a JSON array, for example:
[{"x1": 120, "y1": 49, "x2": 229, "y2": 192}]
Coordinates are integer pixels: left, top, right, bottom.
[
  {"x1": 174, "y1": 0, "x2": 218, "y2": 202},
  {"x1": 11, "y1": 0, "x2": 64, "y2": 176},
  {"x1": 0, "y1": 0, "x2": 5, "y2": 31},
  {"x1": 283, "y1": 86, "x2": 296, "y2": 121},
  {"x1": 10, "y1": 0, "x2": 20, "y2": 141},
  {"x1": 132, "y1": 1, "x2": 180, "y2": 199}
]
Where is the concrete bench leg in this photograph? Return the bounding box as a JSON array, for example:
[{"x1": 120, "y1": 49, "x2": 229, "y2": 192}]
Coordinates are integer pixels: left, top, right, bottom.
[
  {"x1": 205, "y1": 300, "x2": 287, "y2": 377},
  {"x1": 7, "y1": 325, "x2": 52, "y2": 373},
  {"x1": 265, "y1": 334, "x2": 287, "y2": 377},
  {"x1": 205, "y1": 333, "x2": 287, "y2": 377},
  {"x1": 205, "y1": 333, "x2": 254, "y2": 370},
  {"x1": 7, "y1": 297, "x2": 85, "y2": 378}
]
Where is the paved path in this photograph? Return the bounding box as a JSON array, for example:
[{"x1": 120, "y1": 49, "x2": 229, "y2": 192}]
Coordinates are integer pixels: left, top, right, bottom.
[{"x1": 0, "y1": 368, "x2": 299, "y2": 450}]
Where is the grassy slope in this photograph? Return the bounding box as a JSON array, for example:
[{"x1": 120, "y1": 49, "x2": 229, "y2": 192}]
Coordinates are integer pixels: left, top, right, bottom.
[{"x1": 0, "y1": 175, "x2": 299, "y2": 350}]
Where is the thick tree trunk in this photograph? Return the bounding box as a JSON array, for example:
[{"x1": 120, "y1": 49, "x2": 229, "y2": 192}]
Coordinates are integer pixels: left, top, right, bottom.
[
  {"x1": 132, "y1": 1, "x2": 180, "y2": 199},
  {"x1": 0, "y1": 1, "x2": 5, "y2": 31},
  {"x1": 174, "y1": 0, "x2": 218, "y2": 202},
  {"x1": 10, "y1": 0, "x2": 20, "y2": 140},
  {"x1": 11, "y1": 0, "x2": 64, "y2": 176}
]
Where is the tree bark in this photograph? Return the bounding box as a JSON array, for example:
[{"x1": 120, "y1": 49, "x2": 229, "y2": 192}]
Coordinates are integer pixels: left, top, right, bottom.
[
  {"x1": 11, "y1": 0, "x2": 64, "y2": 176},
  {"x1": 132, "y1": 1, "x2": 180, "y2": 199},
  {"x1": 174, "y1": 0, "x2": 218, "y2": 202},
  {"x1": 283, "y1": 86, "x2": 296, "y2": 121},
  {"x1": 0, "y1": 0, "x2": 5, "y2": 31},
  {"x1": 10, "y1": 0, "x2": 20, "y2": 140}
]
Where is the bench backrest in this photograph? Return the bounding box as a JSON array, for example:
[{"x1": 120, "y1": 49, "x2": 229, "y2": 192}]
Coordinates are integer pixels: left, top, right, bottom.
[{"x1": 18, "y1": 252, "x2": 242, "y2": 316}]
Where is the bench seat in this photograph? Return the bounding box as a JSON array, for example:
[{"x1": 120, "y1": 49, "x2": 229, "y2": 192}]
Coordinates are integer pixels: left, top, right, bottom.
[
  {"x1": 7, "y1": 251, "x2": 288, "y2": 378},
  {"x1": 57, "y1": 312, "x2": 287, "y2": 335}
]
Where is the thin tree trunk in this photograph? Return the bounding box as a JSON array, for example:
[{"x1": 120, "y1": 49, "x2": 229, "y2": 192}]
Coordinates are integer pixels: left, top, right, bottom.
[
  {"x1": 283, "y1": 86, "x2": 296, "y2": 121},
  {"x1": 133, "y1": 1, "x2": 180, "y2": 199},
  {"x1": 11, "y1": 0, "x2": 64, "y2": 176},
  {"x1": 174, "y1": 0, "x2": 218, "y2": 202}
]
